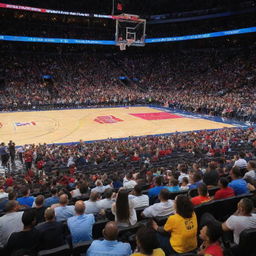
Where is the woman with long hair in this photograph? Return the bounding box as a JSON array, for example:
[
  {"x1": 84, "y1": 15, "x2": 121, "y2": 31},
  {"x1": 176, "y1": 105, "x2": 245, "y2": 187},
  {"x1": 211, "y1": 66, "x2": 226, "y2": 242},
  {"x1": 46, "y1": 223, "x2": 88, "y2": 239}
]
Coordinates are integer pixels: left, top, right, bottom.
[
  {"x1": 152, "y1": 194, "x2": 198, "y2": 255},
  {"x1": 111, "y1": 189, "x2": 137, "y2": 227}
]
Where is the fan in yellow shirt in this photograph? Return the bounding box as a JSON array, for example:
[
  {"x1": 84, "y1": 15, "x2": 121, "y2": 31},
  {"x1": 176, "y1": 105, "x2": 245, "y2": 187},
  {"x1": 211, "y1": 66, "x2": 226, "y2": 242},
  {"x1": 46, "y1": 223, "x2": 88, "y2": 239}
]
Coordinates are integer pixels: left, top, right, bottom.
[
  {"x1": 131, "y1": 227, "x2": 165, "y2": 256},
  {"x1": 153, "y1": 195, "x2": 198, "y2": 254}
]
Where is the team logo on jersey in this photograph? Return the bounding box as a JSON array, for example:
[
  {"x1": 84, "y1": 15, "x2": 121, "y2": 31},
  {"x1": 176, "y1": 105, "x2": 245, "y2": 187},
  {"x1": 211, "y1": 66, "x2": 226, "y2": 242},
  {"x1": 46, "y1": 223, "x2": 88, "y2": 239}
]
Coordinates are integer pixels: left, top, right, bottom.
[{"x1": 94, "y1": 115, "x2": 123, "y2": 124}]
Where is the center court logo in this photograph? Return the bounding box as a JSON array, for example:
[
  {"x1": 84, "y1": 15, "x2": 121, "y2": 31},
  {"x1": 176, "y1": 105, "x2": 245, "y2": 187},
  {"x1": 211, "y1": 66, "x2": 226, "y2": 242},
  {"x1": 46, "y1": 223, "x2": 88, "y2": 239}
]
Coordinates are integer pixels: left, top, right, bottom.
[{"x1": 15, "y1": 121, "x2": 36, "y2": 127}]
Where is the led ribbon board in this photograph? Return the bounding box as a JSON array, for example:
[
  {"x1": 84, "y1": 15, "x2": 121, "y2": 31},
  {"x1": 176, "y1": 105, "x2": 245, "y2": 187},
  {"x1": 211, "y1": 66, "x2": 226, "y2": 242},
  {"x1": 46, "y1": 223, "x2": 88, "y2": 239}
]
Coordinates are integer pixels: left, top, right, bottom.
[{"x1": 1, "y1": 27, "x2": 256, "y2": 45}]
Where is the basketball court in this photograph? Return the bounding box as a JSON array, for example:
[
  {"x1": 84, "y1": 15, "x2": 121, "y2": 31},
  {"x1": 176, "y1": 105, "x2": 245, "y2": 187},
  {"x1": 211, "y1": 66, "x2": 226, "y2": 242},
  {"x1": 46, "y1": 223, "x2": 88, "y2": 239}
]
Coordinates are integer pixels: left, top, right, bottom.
[{"x1": 0, "y1": 106, "x2": 241, "y2": 146}]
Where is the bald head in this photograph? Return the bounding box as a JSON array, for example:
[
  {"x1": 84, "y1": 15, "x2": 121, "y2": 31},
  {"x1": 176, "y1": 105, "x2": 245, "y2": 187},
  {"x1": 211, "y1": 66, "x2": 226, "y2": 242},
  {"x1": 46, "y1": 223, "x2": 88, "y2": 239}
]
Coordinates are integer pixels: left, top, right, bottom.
[
  {"x1": 75, "y1": 200, "x2": 85, "y2": 215},
  {"x1": 103, "y1": 221, "x2": 118, "y2": 241},
  {"x1": 59, "y1": 194, "x2": 68, "y2": 205},
  {"x1": 44, "y1": 207, "x2": 55, "y2": 221}
]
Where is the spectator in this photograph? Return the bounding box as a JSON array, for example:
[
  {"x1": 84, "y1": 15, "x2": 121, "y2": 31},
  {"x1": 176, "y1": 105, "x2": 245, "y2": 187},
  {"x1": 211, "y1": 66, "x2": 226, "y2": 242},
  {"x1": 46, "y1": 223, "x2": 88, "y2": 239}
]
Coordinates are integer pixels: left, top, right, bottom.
[
  {"x1": 234, "y1": 152, "x2": 247, "y2": 169},
  {"x1": 36, "y1": 207, "x2": 66, "y2": 250},
  {"x1": 112, "y1": 189, "x2": 137, "y2": 227},
  {"x1": 123, "y1": 173, "x2": 137, "y2": 189},
  {"x1": 44, "y1": 187, "x2": 60, "y2": 207},
  {"x1": 129, "y1": 185, "x2": 149, "y2": 208},
  {"x1": 16, "y1": 186, "x2": 35, "y2": 208},
  {"x1": 5, "y1": 209, "x2": 40, "y2": 255},
  {"x1": 177, "y1": 164, "x2": 189, "y2": 184},
  {"x1": 86, "y1": 221, "x2": 132, "y2": 256},
  {"x1": 191, "y1": 183, "x2": 211, "y2": 206},
  {"x1": 71, "y1": 182, "x2": 89, "y2": 198},
  {"x1": 167, "y1": 178, "x2": 180, "y2": 192},
  {"x1": 228, "y1": 167, "x2": 249, "y2": 195},
  {"x1": 243, "y1": 160, "x2": 256, "y2": 181},
  {"x1": 54, "y1": 194, "x2": 75, "y2": 222},
  {"x1": 131, "y1": 227, "x2": 165, "y2": 256},
  {"x1": 91, "y1": 180, "x2": 111, "y2": 194},
  {"x1": 214, "y1": 178, "x2": 235, "y2": 200},
  {"x1": 203, "y1": 162, "x2": 219, "y2": 187},
  {"x1": 67, "y1": 200, "x2": 95, "y2": 244},
  {"x1": 33, "y1": 195, "x2": 46, "y2": 224},
  {"x1": 148, "y1": 176, "x2": 166, "y2": 199},
  {"x1": 97, "y1": 188, "x2": 115, "y2": 210},
  {"x1": 222, "y1": 198, "x2": 256, "y2": 244},
  {"x1": 198, "y1": 222, "x2": 223, "y2": 256},
  {"x1": 152, "y1": 195, "x2": 197, "y2": 255},
  {"x1": 0, "y1": 200, "x2": 23, "y2": 248},
  {"x1": 189, "y1": 172, "x2": 203, "y2": 190},
  {"x1": 142, "y1": 189, "x2": 174, "y2": 218},
  {"x1": 84, "y1": 191, "x2": 100, "y2": 214},
  {"x1": 180, "y1": 177, "x2": 189, "y2": 190}
]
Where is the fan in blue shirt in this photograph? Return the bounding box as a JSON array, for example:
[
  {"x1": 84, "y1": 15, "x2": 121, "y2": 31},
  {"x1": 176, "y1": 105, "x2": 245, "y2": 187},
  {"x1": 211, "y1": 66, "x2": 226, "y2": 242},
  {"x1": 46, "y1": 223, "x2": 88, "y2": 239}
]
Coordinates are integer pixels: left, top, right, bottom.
[
  {"x1": 67, "y1": 200, "x2": 95, "y2": 244},
  {"x1": 86, "y1": 221, "x2": 131, "y2": 256},
  {"x1": 16, "y1": 187, "x2": 34, "y2": 208},
  {"x1": 228, "y1": 167, "x2": 249, "y2": 195},
  {"x1": 148, "y1": 176, "x2": 166, "y2": 198}
]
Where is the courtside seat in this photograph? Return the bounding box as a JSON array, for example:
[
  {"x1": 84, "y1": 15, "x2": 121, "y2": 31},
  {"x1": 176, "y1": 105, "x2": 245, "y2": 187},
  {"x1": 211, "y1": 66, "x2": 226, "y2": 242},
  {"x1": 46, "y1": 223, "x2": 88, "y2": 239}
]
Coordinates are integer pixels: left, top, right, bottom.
[
  {"x1": 38, "y1": 244, "x2": 71, "y2": 256},
  {"x1": 72, "y1": 240, "x2": 92, "y2": 256}
]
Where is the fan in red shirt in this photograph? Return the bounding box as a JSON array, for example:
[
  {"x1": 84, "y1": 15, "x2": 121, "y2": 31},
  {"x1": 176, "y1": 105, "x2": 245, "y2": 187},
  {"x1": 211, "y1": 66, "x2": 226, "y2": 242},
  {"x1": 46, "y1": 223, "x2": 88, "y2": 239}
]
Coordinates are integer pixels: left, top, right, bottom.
[
  {"x1": 191, "y1": 183, "x2": 211, "y2": 206},
  {"x1": 198, "y1": 222, "x2": 224, "y2": 256},
  {"x1": 214, "y1": 177, "x2": 235, "y2": 200}
]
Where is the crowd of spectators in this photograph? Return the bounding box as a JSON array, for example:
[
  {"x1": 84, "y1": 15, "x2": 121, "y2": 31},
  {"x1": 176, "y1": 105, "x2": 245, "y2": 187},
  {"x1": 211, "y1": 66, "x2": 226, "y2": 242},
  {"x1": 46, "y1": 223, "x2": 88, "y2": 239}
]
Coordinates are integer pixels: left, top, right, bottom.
[
  {"x1": 0, "y1": 129, "x2": 256, "y2": 255},
  {"x1": 1, "y1": 48, "x2": 255, "y2": 122}
]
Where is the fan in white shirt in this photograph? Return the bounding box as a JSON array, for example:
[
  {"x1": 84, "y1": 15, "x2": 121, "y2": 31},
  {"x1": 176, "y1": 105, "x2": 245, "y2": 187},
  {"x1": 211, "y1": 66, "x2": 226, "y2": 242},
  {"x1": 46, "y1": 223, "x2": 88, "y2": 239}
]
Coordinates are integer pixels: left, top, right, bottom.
[
  {"x1": 222, "y1": 198, "x2": 256, "y2": 244},
  {"x1": 123, "y1": 173, "x2": 137, "y2": 189},
  {"x1": 97, "y1": 188, "x2": 115, "y2": 210},
  {"x1": 243, "y1": 161, "x2": 256, "y2": 181},
  {"x1": 91, "y1": 180, "x2": 112, "y2": 194},
  {"x1": 142, "y1": 188, "x2": 174, "y2": 218},
  {"x1": 128, "y1": 185, "x2": 149, "y2": 208},
  {"x1": 233, "y1": 152, "x2": 247, "y2": 169},
  {"x1": 84, "y1": 192, "x2": 101, "y2": 214}
]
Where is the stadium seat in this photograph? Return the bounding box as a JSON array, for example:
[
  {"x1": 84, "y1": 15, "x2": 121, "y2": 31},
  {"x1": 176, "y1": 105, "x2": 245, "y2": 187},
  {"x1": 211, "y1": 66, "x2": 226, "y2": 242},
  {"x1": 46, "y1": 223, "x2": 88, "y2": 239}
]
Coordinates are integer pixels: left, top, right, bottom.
[
  {"x1": 169, "y1": 190, "x2": 188, "y2": 200},
  {"x1": 38, "y1": 244, "x2": 71, "y2": 256},
  {"x1": 135, "y1": 206, "x2": 147, "y2": 221},
  {"x1": 72, "y1": 240, "x2": 92, "y2": 256},
  {"x1": 229, "y1": 228, "x2": 256, "y2": 256},
  {"x1": 92, "y1": 219, "x2": 108, "y2": 239}
]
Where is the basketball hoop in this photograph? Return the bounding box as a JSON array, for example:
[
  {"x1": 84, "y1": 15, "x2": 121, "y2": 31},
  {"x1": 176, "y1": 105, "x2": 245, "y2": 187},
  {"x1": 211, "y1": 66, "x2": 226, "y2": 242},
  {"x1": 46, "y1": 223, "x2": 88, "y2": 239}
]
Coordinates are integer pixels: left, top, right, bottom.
[{"x1": 119, "y1": 42, "x2": 127, "y2": 51}]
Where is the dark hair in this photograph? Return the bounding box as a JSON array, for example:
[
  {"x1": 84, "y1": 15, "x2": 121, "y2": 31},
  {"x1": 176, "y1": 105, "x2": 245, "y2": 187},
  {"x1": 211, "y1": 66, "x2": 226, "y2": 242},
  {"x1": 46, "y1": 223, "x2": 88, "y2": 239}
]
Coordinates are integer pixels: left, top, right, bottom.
[
  {"x1": 179, "y1": 164, "x2": 188, "y2": 174},
  {"x1": 169, "y1": 178, "x2": 178, "y2": 186},
  {"x1": 21, "y1": 186, "x2": 29, "y2": 196},
  {"x1": 241, "y1": 198, "x2": 253, "y2": 214},
  {"x1": 35, "y1": 195, "x2": 45, "y2": 206},
  {"x1": 182, "y1": 177, "x2": 189, "y2": 184},
  {"x1": 136, "y1": 227, "x2": 159, "y2": 255},
  {"x1": 239, "y1": 152, "x2": 245, "y2": 159},
  {"x1": 176, "y1": 195, "x2": 194, "y2": 218},
  {"x1": 50, "y1": 187, "x2": 57, "y2": 195},
  {"x1": 134, "y1": 185, "x2": 142, "y2": 195},
  {"x1": 219, "y1": 177, "x2": 229, "y2": 188},
  {"x1": 232, "y1": 166, "x2": 242, "y2": 178},
  {"x1": 22, "y1": 209, "x2": 36, "y2": 227},
  {"x1": 193, "y1": 172, "x2": 202, "y2": 182},
  {"x1": 79, "y1": 182, "x2": 89, "y2": 194},
  {"x1": 248, "y1": 160, "x2": 256, "y2": 169},
  {"x1": 5, "y1": 200, "x2": 18, "y2": 212},
  {"x1": 155, "y1": 176, "x2": 163, "y2": 186},
  {"x1": 205, "y1": 222, "x2": 223, "y2": 243},
  {"x1": 198, "y1": 183, "x2": 208, "y2": 197},
  {"x1": 104, "y1": 188, "x2": 113, "y2": 199},
  {"x1": 159, "y1": 189, "x2": 170, "y2": 201},
  {"x1": 126, "y1": 172, "x2": 133, "y2": 180},
  {"x1": 116, "y1": 190, "x2": 130, "y2": 222},
  {"x1": 8, "y1": 191, "x2": 17, "y2": 200}
]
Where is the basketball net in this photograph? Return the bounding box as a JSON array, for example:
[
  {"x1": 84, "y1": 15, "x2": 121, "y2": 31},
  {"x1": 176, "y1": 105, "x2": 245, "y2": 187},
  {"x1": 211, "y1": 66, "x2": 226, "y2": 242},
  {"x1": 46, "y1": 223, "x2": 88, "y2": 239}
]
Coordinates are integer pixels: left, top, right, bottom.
[{"x1": 119, "y1": 39, "x2": 134, "y2": 51}]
